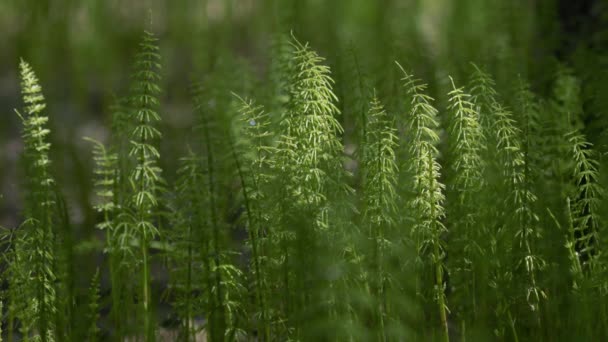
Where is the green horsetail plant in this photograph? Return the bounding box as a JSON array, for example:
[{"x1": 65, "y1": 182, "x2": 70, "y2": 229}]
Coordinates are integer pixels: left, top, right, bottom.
[
  {"x1": 106, "y1": 98, "x2": 137, "y2": 337},
  {"x1": 543, "y1": 197, "x2": 586, "y2": 337},
  {"x1": 12, "y1": 59, "x2": 58, "y2": 341},
  {"x1": 360, "y1": 95, "x2": 398, "y2": 340},
  {"x1": 1, "y1": 221, "x2": 21, "y2": 342},
  {"x1": 467, "y1": 65, "x2": 515, "y2": 336},
  {"x1": 52, "y1": 185, "x2": 75, "y2": 341},
  {"x1": 513, "y1": 80, "x2": 544, "y2": 201},
  {"x1": 84, "y1": 137, "x2": 128, "y2": 338},
  {"x1": 446, "y1": 76, "x2": 487, "y2": 328},
  {"x1": 189, "y1": 98, "x2": 221, "y2": 342},
  {"x1": 467, "y1": 64, "x2": 502, "y2": 186},
  {"x1": 513, "y1": 83, "x2": 562, "y2": 325},
  {"x1": 491, "y1": 102, "x2": 545, "y2": 337},
  {"x1": 560, "y1": 198, "x2": 600, "y2": 339},
  {"x1": 231, "y1": 95, "x2": 277, "y2": 341},
  {"x1": 274, "y1": 35, "x2": 347, "y2": 339},
  {"x1": 168, "y1": 152, "x2": 206, "y2": 341},
  {"x1": 469, "y1": 64, "x2": 499, "y2": 135},
  {"x1": 397, "y1": 62, "x2": 449, "y2": 342},
  {"x1": 85, "y1": 269, "x2": 101, "y2": 342},
  {"x1": 469, "y1": 66, "x2": 545, "y2": 335},
  {"x1": 564, "y1": 132, "x2": 608, "y2": 337},
  {"x1": 567, "y1": 132, "x2": 603, "y2": 273},
  {"x1": 564, "y1": 198, "x2": 585, "y2": 284},
  {"x1": 191, "y1": 77, "x2": 248, "y2": 341},
  {"x1": 125, "y1": 30, "x2": 164, "y2": 341},
  {"x1": 189, "y1": 59, "x2": 257, "y2": 341},
  {"x1": 84, "y1": 138, "x2": 117, "y2": 233}
]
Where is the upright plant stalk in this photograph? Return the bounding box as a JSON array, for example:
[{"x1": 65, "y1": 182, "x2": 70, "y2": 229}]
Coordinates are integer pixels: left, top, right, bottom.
[
  {"x1": 567, "y1": 131, "x2": 607, "y2": 336},
  {"x1": 170, "y1": 152, "x2": 206, "y2": 341},
  {"x1": 468, "y1": 63, "x2": 499, "y2": 136},
  {"x1": 128, "y1": 31, "x2": 163, "y2": 341},
  {"x1": 191, "y1": 76, "x2": 248, "y2": 340},
  {"x1": 556, "y1": 134, "x2": 606, "y2": 337},
  {"x1": 360, "y1": 95, "x2": 399, "y2": 340},
  {"x1": 446, "y1": 76, "x2": 486, "y2": 324},
  {"x1": 274, "y1": 35, "x2": 346, "y2": 339},
  {"x1": 426, "y1": 151, "x2": 449, "y2": 342},
  {"x1": 108, "y1": 98, "x2": 136, "y2": 338},
  {"x1": 397, "y1": 62, "x2": 449, "y2": 342},
  {"x1": 467, "y1": 65, "x2": 511, "y2": 334},
  {"x1": 203, "y1": 112, "x2": 227, "y2": 340},
  {"x1": 15, "y1": 59, "x2": 57, "y2": 342},
  {"x1": 563, "y1": 199, "x2": 584, "y2": 281},
  {"x1": 492, "y1": 102, "x2": 544, "y2": 333},
  {"x1": 189, "y1": 80, "x2": 229, "y2": 340},
  {"x1": 85, "y1": 137, "x2": 123, "y2": 338},
  {"x1": 568, "y1": 132, "x2": 603, "y2": 273},
  {"x1": 469, "y1": 66, "x2": 545, "y2": 335},
  {"x1": 232, "y1": 95, "x2": 276, "y2": 340},
  {"x1": 52, "y1": 187, "x2": 75, "y2": 341},
  {"x1": 85, "y1": 270, "x2": 101, "y2": 341},
  {"x1": 171, "y1": 122, "x2": 248, "y2": 339}
]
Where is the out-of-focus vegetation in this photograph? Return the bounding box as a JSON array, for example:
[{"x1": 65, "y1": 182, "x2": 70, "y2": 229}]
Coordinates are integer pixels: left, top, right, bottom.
[
  {"x1": 0, "y1": 0, "x2": 559, "y2": 227},
  {"x1": 2, "y1": 0, "x2": 608, "y2": 341}
]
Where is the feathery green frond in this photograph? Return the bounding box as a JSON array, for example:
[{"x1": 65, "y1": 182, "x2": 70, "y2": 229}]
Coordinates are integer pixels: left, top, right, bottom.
[
  {"x1": 271, "y1": 35, "x2": 349, "y2": 340},
  {"x1": 232, "y1": 94, "x2": 276, "y2": 340},
  {"x1": 568, "y1": 132, "x2": 603, "y2": 272},
  {"x1": 360, "y1": 95, "x2": 399, "y2": 339},
  {"x1": 491, "y1": 102, "x2": 545, "y2": 333},
  {"x1": 446, "y1": 76, "x2": 487, "y2": 328},
  {"x1": 85, "y1": 269, "x2": 101, "y2": 342},
  {"x1": 397, "y1": 62, "x2": 449, "y2": 342},
  {"x1": 14, "y1": 59, "x2": 58, "y2": 342},
  {"x1": 127, "y1": 30, "x2": 164, "y2": 341}
]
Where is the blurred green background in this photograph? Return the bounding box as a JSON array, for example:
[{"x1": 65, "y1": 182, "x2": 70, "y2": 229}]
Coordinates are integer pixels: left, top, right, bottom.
[{"x1": 0, "y1": 0, "x2": 605, "y2": 270}]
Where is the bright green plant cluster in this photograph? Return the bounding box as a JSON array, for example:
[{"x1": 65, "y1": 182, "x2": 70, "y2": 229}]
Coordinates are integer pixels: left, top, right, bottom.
[{"x1": 3, "y1": 27, "x2": 608, "y2": 342}]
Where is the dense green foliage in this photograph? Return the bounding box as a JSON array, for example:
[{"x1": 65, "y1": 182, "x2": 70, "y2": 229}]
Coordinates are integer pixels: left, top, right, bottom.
[{"x1": 2, "y1": 1, "x2": 608, "y2": 341}]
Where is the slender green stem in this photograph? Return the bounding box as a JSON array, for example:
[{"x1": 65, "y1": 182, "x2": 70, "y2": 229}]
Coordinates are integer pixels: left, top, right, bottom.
[
  {"x1": 141, "y1": 236, "x2": 152, "y2": 341},
  {"x1": 202, "y1": 118, "x2": 226, "y2": 340},
  {"x1": 508, "y1": 310, "x2": 519, "y2": 342},
  {"x1": 429, "y1": 152, "x2": 449, "y2": 342},
  {"x1": 185, "y1": 224, "x2": 193, "y2": 342},
  {"x1": 229, "y1": 136, "x2": 269, "y2": 340}
]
